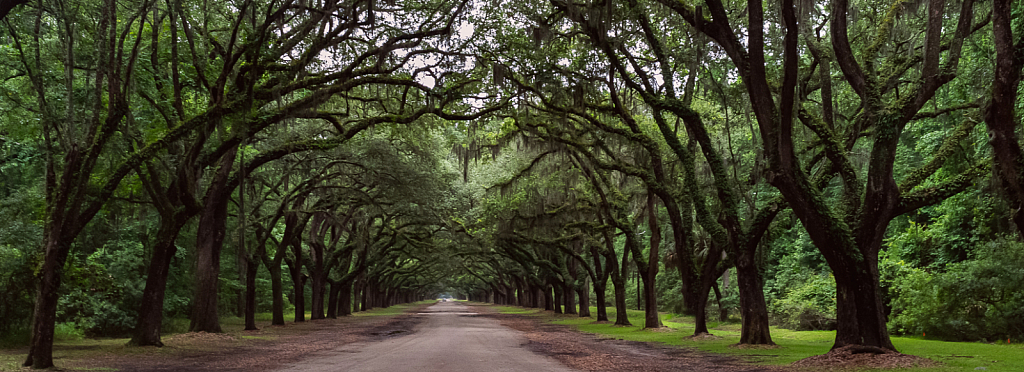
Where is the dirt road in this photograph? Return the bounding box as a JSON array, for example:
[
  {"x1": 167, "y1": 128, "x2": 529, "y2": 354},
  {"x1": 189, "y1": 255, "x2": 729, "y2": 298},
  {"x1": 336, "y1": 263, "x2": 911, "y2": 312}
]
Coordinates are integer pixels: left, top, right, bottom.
[{"x1": 274, "y1": 302, "x2": 578, "y2": 372}]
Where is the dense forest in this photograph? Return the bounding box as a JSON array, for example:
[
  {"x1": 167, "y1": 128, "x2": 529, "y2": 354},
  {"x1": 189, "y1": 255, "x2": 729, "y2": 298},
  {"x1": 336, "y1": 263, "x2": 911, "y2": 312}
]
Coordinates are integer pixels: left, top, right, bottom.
[{"x1": 0, "y1": 0, "x2": 1021, "y2": 369}]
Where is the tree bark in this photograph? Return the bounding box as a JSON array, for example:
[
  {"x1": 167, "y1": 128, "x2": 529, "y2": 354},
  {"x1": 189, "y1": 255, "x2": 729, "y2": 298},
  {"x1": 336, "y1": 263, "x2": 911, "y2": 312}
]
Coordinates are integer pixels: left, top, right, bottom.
[
  {"x1": 551, "y1": 283, "x2": 563, "y2": 314},
  {"x1": 0, "y1": 0, "x2": 29, "y2": 22},
  {"x1": 640, "y1": 192, "x2": 662, "y2": 328},
  {"x1": 562, "y1": 281, "x2": 577, "y2": 314},
  {"x1": 577, "y1": 276, "x2": 591, "y2": 317},
  {"x1": 339, "y1": 281, "x2": 352, "y2": 316},
  {"x1": 264, "y1": 210, "x2": 301, "y2": 326},
  {"x1": 24, "y1": 236, "x2": 68, "y2": 368},
  {"x1": 713, "y1": 280, "x2": 727, "y2": 322},
  {"x1": 287, "y1": 258, "x2": 306, "y2": 322},
  {"x1": 693, "y1": 247, "x2": 723, "y2": 335},
  {"x1": 326, "y1": 280, "x2": 340, "y2": 318},
  {"x1": 609, "y1": 266, "x2": 630, "y2": 326},
  {"x1": 593, "y1": 276, "x2": 608, "y2": 321},
  {"x1": 131, "y1": 213, "x2": 189, "y2": 346},
  {"x1": 543, "y1": 284, "x2": 554, "y2": 311},
  {"x1": 735, "y1": 253, "x2": 772, "y2": 344},
  {"x1": 267, "y1": 257, "x2": 285, "y2": 325},
  {"x1": 986, "y1": 0, "x2": 1024, "y2": 240},
  {"x1": 243, "y1": 253, "x2": 259, "y2": 330},
  {"x1": 189, "y1": 147, "x2": 238, "y2": 333}
]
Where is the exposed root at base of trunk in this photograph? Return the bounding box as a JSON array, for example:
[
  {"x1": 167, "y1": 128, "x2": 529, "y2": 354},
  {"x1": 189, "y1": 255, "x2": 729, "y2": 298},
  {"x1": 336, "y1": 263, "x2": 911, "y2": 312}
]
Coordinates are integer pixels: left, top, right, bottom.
[{"x1": 793, "y1": 345, "x2": 938, "y2": 369}]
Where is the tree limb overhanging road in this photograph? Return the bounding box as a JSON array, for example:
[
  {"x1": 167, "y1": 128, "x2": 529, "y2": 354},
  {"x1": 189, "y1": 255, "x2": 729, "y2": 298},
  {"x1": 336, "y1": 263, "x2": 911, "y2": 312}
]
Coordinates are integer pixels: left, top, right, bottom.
[{"x1": 274, "y1": 302, "x2": 578, "y2": 372}]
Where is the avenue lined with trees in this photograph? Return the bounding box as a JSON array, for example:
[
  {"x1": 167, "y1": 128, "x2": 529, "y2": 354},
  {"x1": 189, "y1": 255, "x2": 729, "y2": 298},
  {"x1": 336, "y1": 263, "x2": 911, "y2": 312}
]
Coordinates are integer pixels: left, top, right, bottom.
[{"x1": 0, "y1": 0, "x2": 1021, "y2": 369}]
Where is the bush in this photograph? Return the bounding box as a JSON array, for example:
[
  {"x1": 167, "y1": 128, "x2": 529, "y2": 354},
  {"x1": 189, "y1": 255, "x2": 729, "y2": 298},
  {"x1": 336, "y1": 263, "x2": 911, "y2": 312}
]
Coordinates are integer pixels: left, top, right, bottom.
[
  {"x1": 763, "y1": 222, "x2": 837, "y2": 331},
  {"x1": 768, "y1": 272, "x2": 837, "y2": 331},
  {"x1": 886, "y1": 237, "x2": 1024, "y2": 341},
  {"x1": 58, "y1": 241, "x2": 146, "y2": 337},
  {"x1": 53, "y1": 322, "x2": 85, "y2": 342},
  {"x1": 0, "y1": 244, "x2": 36, "y2": 346}
]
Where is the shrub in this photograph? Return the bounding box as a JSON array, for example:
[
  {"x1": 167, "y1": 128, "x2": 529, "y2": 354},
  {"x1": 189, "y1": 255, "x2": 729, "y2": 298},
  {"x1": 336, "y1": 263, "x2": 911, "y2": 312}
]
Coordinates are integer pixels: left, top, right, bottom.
[
  {"x1": 58, "y1": 241, "x2": 146, "y2": 337},
  {"x1": 768, "y1": 272, "x2": 837, "y2": 331},
  {"x1": 0, "y1": 244, "x2": 35, "y2": 346},
  {"x1": 887, "y1": 237, "x2": 1024, "y2": 341}
]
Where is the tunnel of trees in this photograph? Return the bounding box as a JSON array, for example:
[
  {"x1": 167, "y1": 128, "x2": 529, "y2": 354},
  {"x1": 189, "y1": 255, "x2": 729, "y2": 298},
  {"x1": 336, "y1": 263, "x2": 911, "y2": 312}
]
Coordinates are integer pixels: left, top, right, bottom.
[{"x1": 0, "y1": 0, "x2": 1022, "y2": 368}]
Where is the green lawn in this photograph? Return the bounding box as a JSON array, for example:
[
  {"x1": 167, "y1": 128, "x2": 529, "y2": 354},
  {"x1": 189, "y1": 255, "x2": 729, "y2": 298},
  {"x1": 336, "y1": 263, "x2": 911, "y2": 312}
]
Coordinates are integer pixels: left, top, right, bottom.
[{"x1": 494, "y1": 305, "x2": 1024, "y2": 371}]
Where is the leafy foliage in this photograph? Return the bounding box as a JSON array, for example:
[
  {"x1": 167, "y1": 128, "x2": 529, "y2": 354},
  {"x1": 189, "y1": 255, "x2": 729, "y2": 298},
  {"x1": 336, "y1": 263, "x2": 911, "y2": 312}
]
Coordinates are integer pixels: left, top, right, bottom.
[{"x1": 886, "y1": 237, "x2": 1024, "y2": 341}]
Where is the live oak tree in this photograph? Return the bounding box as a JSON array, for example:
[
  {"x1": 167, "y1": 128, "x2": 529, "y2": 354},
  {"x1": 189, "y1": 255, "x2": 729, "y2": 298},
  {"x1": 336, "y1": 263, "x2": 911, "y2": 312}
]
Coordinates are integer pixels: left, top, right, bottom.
[{"x1": 658, "y1": 0, "x2": 992, "y2": 351}]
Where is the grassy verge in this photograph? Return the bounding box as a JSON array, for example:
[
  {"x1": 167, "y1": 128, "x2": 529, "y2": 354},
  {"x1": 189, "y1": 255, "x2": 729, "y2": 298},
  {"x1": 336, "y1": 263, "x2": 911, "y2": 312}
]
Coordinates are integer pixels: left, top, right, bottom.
[
  {"x1": 494, "y1": 305, "x2": 1024, "y2": 372},
  {"x1": 0, "y1": 302, "x2": 432, "y2": 371}
]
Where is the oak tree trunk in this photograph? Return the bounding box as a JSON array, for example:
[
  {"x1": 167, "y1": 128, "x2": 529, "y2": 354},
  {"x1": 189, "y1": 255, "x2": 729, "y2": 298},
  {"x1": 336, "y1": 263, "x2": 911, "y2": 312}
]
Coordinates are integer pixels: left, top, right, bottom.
[
  {"x1": 577, "y1": 277, "x2": 591, "y2": 317},
  {"x1": 735, "y1": 255, "x2": 773, "y2": 344},
  {"x1": 243, "y1": 255, "x2": 259, "y2": 330},
  {"x1": 189, "y1": 148, "x2": 238, "y2": 333},
  {"x1": 339, "y1": 281, "x2": 352, "y2": 316},
  {"x1": 562, "y1": 282, "x2": 577, "y2": 314},
  {"x1": 131, "y1": 216, "x2": 188, "y2": 346},
  {"x1": 610, "y1": 269, "x2": 631, "y2": 326},
  {"x1": 327, "y1": 280, "x2": 340, "y2": 318}
]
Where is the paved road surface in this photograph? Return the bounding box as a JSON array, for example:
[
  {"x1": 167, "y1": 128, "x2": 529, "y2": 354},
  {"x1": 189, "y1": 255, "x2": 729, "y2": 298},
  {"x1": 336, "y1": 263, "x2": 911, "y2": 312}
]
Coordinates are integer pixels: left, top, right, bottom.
[{"x1": 274, "y1": 302, "x2": 579, "y2": 372}]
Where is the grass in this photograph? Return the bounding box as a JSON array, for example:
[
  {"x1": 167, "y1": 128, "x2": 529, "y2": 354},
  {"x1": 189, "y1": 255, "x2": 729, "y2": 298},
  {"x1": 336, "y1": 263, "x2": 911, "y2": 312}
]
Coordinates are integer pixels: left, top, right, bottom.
[
  {"x1": 495, "y1": 305, "x2": 1024, "y2": 372},
  {"x1": 0, "y1": 303, "x2": 432, "y2": 371},
  {"x1": 353, "y1": 300, "x2": 433, "y2": 316}
]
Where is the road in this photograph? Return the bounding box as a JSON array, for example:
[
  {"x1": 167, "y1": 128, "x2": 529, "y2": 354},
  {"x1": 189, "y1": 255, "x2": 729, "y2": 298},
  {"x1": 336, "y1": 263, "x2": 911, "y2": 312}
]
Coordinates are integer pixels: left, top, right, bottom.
[{"x1": 274, "y1": 302, "x2": 579, "y2": 372}]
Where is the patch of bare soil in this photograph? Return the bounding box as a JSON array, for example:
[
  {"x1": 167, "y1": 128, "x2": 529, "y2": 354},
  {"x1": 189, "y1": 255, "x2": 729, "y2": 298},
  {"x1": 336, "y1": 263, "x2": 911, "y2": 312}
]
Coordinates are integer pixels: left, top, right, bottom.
[
  {"x1": 483, "y1": 308, "x2": 779, "y2": 372},
  {"x1": 61, "y1": 304, "x2": 430, "y2": 372},
  {"x1": 792, "y1": 345, "x2": 938, "y2": 370}
]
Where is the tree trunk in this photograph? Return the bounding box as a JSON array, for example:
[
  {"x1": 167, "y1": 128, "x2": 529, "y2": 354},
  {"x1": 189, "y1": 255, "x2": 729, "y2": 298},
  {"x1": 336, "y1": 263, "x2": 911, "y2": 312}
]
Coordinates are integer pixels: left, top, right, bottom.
[
  {"x1": 264, "y1": 211, "x2": 300, "y2": 326},
  {"x1": 693, "y1": 276, "x2": 714, "y2": 335},
  {"x1": 562, "y1": 281, "x2": 577, "y2": 314},
  {"x1": 641, "y1": 192, "x2": 662, "y2": 328},
  {"x1": 326, "y1": 280, "x2": 340, "y2": 319},
  {"x1": 131, "y1": 215, "x2": 187, "y2": 346},
  {"x1": 243, "y1": 254, "x2": 259, "y2": 330},
  {"x1": 986, "y1": 0, "x2": 1024, "y2": 240},
  {"x1": 831, "y1": 259, "x2": 892, "y2": 349},
  {"x1": 639, "y1": 270, "x2": 660, "y2": 328},
  {"x1": 24, "y1": 236, "x2": 68, "y2": 369},
  {"x1": 593, "y1": 277, "x2": 608, "y2": 321},
  {"x1": 713, "y1": 281, "x2": 727, "y2": 322},
  {"x1": 358, "y1": 281, "x2": 367, "y2": 311},
  {"x1": 361, "y1": 280, "x2": 371, "y2": 311},
  {"x1": 189, "y1": 148, "x2": 238, "y2": 333},
  {"x1": 544, "y1": 285, "x2": 554, "y2": 311},
  {"x1": 310, "y1": 272, "x2": 325, "y2": 319},
  {"x1": 339, "y1": 281, "x2": 352, "y2": 316},
  {"x1": 577, "y1": 277, "x2": 591, "y2": 317},
  {"x1": 553, "y1": 284, "x2": 563, "y2": 313},
  {"x1": 736, "y1": 253, "x2": 773, "y2": 344},
  {"x1": 267, "y1": 259, "x2": 285, "y2": 325},
  {"x1": 610, "y1": 269, "x2": 630, "y2": 326},
  {"x1": 287, "y1": 259, "x2": 305, "y2": 322}
]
